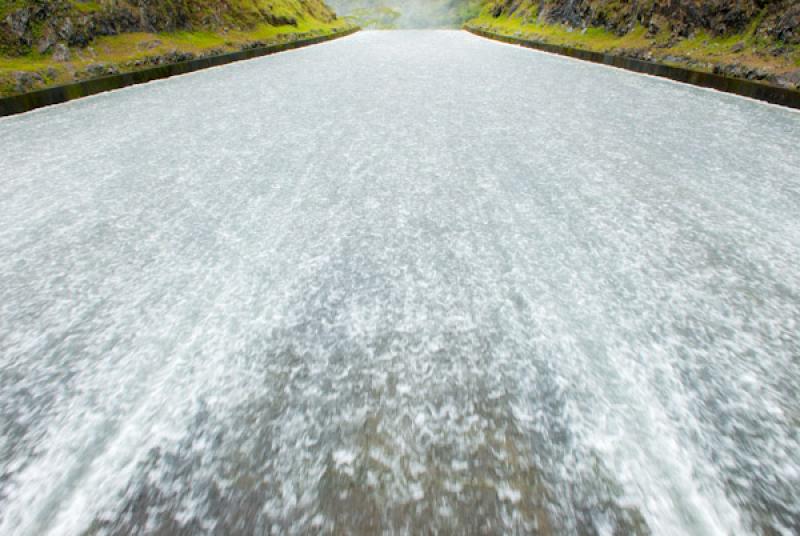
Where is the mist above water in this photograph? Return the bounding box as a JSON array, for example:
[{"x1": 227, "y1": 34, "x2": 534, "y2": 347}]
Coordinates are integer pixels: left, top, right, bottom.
[{"x1": 327, "y1": 0, "x2": 477, "y2": 28}]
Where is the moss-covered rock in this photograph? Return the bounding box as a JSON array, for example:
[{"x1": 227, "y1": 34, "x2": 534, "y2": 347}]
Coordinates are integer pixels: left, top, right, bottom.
[
  {"x1": 0, "y1": 0, "x2": 351, "y2": 97},
  {"x1": 480, "y1": 0, "x2": 799, "y2": 43},
  {"x1": 0, "y1": 0, "x2": 339, "y2": 56},
  {"x1": 469, "y1": 0, "x2": 800, "y2": 90}
]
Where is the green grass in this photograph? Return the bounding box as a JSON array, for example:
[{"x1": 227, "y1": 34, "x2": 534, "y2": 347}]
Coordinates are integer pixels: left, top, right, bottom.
[
  {"x1": 469, "y1": 12, "x2": 651, "y2": 52},
  {"x1": 162, "y1": 31, "x2": 228, "y2": 49},
  {"x1": 0, "y1": 55, "x2": 54, "y2": 71},
  {"x1": 72, "y1": 1, "x2": 103, "y2": 14},
  {"x1": 89, "y1": 18, "x2": 350, "y2": 62},
  {"x1": 0, "y1": 0, "x2": 28, "y2": 18}
]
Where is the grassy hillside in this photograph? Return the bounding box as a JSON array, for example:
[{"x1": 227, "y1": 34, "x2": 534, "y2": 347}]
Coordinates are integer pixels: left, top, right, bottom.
[
  {"x1": 466, "y1": 0, "x2": 800, "y2": 89},
  {"x1": 326, "y1": 0, "x2": 481, "y2": 29},
  {"x1": 0, "y1": 0, "x2": 352, "y2": 96},
  {"x1": 342, "y1": 6, "x2": 402, "y2": 30}
]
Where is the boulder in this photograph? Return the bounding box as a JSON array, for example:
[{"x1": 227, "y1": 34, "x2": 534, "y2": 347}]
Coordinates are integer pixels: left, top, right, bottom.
[
  {"x1": 86, "y1": 63, "x2": 107, "y2": 76},
  {"x1": 137, "y1": 39, "x2": 163, "y2": 50},
  {"x1": 6, "y1": 9, "x2": 31, "y2": 40},
  {"x1": 775, "y1": 69, "x2": 800, "y2": 89},
  {"x1": 769, "y1": 4, "x2": 800, "y2": 44},
  {"x1": 36, "y1": 28, "x2": 57, "y2": 53},
  {"x1": 52, "y1": 43, "x2": 70, "y2": 62},
  {"x1": 13, "y1": 70, "x2": 44, "y2": 93},
  {"x1": 648, "y1": 14, "x2": 670, "y2": 36}
]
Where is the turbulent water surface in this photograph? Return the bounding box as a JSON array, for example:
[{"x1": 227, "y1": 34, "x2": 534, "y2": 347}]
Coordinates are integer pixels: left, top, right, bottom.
[{"x1": 1, "y1": 31, "x2": 799, "y2": 535}]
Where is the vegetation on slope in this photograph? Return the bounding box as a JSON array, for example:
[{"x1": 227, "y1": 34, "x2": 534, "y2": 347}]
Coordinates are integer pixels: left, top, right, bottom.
[
  {"x1": 343, "y1": 6, "x2": 400, "y2": 29},
  {"x1": 466, "y1": 0, "x2": 800, "y2": 89},
  {"x1": 0, "y1": 0, "x2": 352, "y2": 96},
  {"x1": 327, "y1": 0, "x2": 481, "y2": 29}
]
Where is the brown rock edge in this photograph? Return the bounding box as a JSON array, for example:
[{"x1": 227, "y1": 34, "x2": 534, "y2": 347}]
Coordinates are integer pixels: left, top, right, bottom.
[
  {"x1": 0, "y1": 27, "x2": 359, "y2": 118},
  {"x1": 466, "y1": 26, "x2": 800, "y2": 111}
]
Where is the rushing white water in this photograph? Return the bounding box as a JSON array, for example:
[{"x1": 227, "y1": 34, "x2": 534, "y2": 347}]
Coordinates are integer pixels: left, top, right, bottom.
[{"x1": 1, "y1": 30, "x2": 799, "y2": 535}]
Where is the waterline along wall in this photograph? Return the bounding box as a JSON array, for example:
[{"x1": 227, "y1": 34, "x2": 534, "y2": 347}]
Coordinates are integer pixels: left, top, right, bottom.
[
  {"x1": 0, "y1": 28, "x2": 359, "y2": 118},
  {"x1": 466, "y1": 27, "x2": 800, "y2": 110}
]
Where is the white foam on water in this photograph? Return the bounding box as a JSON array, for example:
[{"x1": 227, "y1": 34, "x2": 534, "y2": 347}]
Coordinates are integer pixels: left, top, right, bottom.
[{"x1": 0, "y1": 30, "x2": 799, "y2": 535}]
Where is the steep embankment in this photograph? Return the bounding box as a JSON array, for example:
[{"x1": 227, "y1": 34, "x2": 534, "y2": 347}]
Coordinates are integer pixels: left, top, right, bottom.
[
  {"x1": 467, "y1": 0, "x2": 800, "y2": 89},
  {"x1": 0, "y1": 0, "x2": 351, "y2": 96}
]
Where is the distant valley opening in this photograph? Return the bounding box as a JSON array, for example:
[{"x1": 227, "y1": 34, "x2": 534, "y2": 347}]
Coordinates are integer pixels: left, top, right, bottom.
[{"x1": 326, "y1": 0, "x2": 480, "y2": 29}]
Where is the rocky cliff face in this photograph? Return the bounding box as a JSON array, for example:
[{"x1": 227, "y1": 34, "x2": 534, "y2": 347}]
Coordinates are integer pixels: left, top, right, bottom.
[
  {"x1": 484, "y1": 0, "x2": 799, "y2": 44},
  {"x1": 0, "y1": 0, "x2": 338, "y2": 56}
]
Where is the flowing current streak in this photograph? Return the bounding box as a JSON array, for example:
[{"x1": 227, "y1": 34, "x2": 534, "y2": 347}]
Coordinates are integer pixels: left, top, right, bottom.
[{"x1": 0, "y1": 30, "x2": 799, "y2": 535}]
